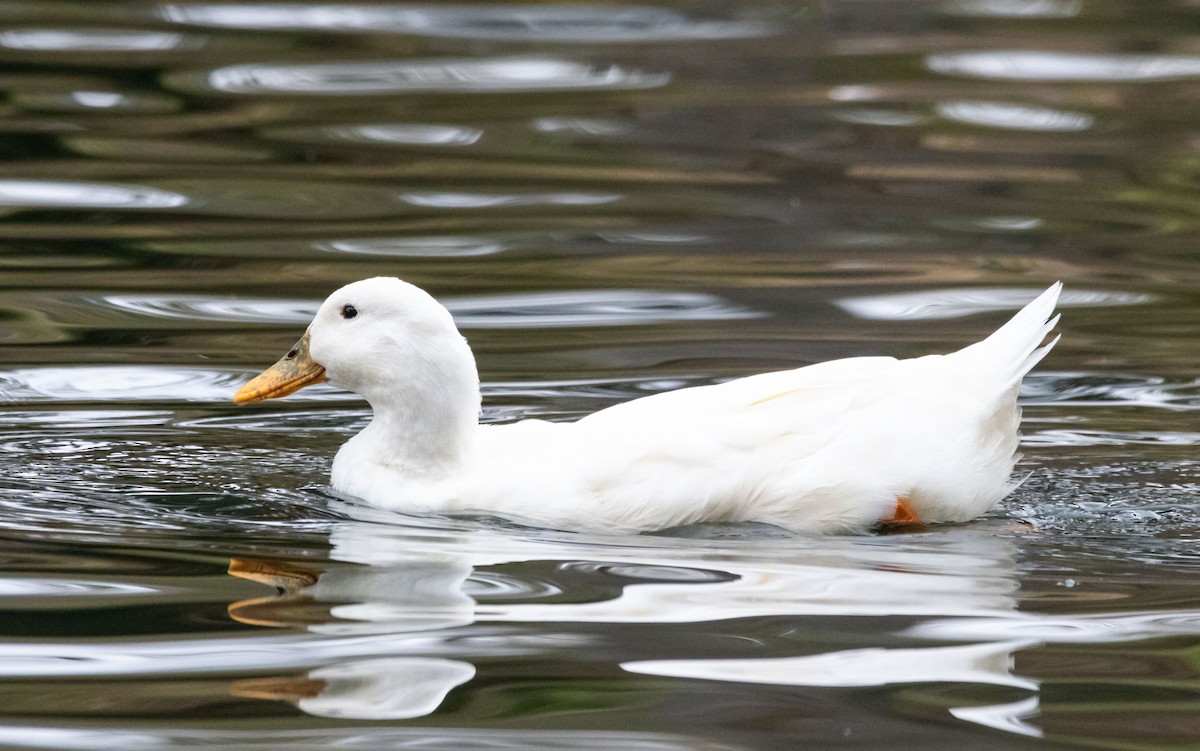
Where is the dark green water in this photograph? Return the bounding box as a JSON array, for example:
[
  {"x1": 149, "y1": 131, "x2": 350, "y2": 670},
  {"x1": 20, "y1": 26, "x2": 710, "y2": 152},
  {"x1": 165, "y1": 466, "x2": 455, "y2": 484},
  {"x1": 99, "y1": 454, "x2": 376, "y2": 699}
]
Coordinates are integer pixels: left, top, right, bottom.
[{"x1": 1, "y1": 1, "x2": 1199, "y2": 749}]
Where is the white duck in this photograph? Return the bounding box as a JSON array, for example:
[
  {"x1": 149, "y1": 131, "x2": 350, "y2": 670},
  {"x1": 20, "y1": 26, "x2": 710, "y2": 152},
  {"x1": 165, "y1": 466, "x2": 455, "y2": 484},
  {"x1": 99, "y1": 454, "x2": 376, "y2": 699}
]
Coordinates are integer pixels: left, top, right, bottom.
[{"x1": 235, "y1": 277, "x2": 1061, "y2": 534}]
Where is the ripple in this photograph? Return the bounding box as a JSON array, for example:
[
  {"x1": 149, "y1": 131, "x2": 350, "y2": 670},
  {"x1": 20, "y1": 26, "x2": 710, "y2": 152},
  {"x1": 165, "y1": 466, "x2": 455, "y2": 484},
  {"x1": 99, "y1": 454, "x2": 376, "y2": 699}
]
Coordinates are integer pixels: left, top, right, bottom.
[
  {"x1": 563, "y1": 561, "x2": 736, "y2": 584},
  {"x1": 834, "y1": 108, "x2": 930, "y2": 127},
  {"x1": 316, "y1": 236, "x2": 508, "y2": 257},
  {"x1": 444, "y1": 290, "x2": 762, "y2": 328},
  {"x1": 0, "y1": 578, "x2": 159, "y2": 597},
  {"x1": 14, "y1": 90, "x2": 181, "y2": 114},
  {"x1": 191, "y1": 58, "x2": 670, "y2": 95},
  {"x1": 907, "y1": 610, "x2": 1200, "y2": 644},
  {"x1": 928, "y1": 50, "x2": 1200, "y2": 81},
  {"x1": 936, "y1": 101, "x2": 1094, "y2": 131},
  {"x1": 623, "y1": 641, "x2": 1037, "y2": 689},
  {"x1": 316, "y1": 124, "x2": 483, "y2": 146},
  {"x1": 835, "y1": 287, "x2": 1151, "y2": 321},
  {"x1": 1023, "y1": 373, "x2": 1200, "y2": 410},
  {"x1": 0, "y1": 28, "x2": 194, "y2": 52},
  {"x1": 947, "y1": 0, "x2": 1083, "y2": 17},
  {"x1": 177, "y1": 409, "x2": 365, "y2": 433},
  {"x1": 0, "y1": 180, "x2": 188, "y2": 209},
  {"x1": 153, "y1": 178, "x2": 405, "y2": 219},
  {"x1": 531, "y1": 117, "x2": 636, "y2": 136},
  {"x1": 465, "y1": 571, "x2": 565, "y2": 600},
  {"x1": 1024, "y1": 429, "x2": 1200, "y2": 447},
  {"x1": 0, "y1": 725, "x2": 716, "y2": 751},
  {"x1": 0, "y1": 366, "x2": 279, "y2": 403},
  {"x1": 0, "y1": 631, "x2": 489, "y2": 677},
  {"x1": 400, "y1": 191, "x2": 621, "y2": 209},
  {"x1": 98, "y1": 294, "x2": 314, "y2": 324},
  {"x1": 162, "y1": 4, "x2": 772, "y2": 42},
  {"x1": 0, "y1": 411, "x2": 171, "y2": 429},
  {"x1": 90, "y1": 290, "x2": 760, "y2": 328}
]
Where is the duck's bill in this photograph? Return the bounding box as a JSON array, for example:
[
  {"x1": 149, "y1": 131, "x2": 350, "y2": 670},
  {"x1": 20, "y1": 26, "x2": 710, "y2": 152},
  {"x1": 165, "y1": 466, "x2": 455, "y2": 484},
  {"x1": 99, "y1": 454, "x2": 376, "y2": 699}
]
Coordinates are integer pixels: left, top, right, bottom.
[{"x1": 233, "y1": 331, "x2": 328, "y2": 404}]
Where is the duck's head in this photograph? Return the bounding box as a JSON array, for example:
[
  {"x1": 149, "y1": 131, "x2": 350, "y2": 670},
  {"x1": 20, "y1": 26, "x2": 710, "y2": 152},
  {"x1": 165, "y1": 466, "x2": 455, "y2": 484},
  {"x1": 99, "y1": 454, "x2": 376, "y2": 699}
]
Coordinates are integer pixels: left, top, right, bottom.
[{"x1": 234, "y1": 277, "x2": 479, "y2": 412}]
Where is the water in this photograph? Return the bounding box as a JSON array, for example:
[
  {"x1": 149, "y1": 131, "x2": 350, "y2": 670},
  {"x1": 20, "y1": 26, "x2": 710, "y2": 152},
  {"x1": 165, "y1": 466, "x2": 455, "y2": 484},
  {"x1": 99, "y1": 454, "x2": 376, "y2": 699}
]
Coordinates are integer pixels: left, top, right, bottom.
[{"x1": 1, "y1": 1, "x2": 1199, "y2": 748}]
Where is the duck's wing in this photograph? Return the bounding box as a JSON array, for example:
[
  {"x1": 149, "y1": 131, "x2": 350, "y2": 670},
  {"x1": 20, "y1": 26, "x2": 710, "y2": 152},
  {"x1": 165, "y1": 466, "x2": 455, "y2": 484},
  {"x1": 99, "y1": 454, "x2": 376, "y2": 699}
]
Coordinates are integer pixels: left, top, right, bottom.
[
  {"x1": 577, "y1": 355, "x2": 902, "y2": 433},
  {"x1": 549, "y1": 356, "x2": 914, "y2": 531}
]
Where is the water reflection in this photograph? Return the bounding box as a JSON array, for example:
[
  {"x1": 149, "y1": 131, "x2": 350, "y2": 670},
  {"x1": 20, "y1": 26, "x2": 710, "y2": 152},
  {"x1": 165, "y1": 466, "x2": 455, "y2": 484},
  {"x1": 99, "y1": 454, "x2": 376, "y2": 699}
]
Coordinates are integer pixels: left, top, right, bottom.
[
  {"x1": 946, "y1": 0, "x2": 1083, "y2": 17},
  {"x1": 400, "y1": 191, "x2": 621, "y2": 209},
  {"x1": 0, "y1": 28, "x2": 193, "y2": 52},
  {"x1": 82, "y1": 288, "x2": 759, "y2": 328},
  {"x1": 193, "y1": 58, "x2": 670, "y2": 95},
  {"x1": 0, "y1": 180, "x2": 188, "y2": 209},
  {"x1": 624, "y1": 641, "x2": 1038, "y2": 689},
  {"x1": 211, "y1": 513, "x2": 1200, "y2": 737},
  {"x1": 0, "y1": 366, "x2": 261, "y2": 403},
  {"x1": 935, "y1": 101, "x2": 1094, "y2": 132},
  {"x1": 161, "y1": 4, "x2": 772, "y2": 42},
  {"x1": 234, "y1": 657, "x2": 476, "y2": 720},
  {"x1": 220, "y1": 516, "x2": 1028, "y2": 722},
  {"x1": 835, "y1": 287, "x2": 1151, "y2": 321},
  {"x1": 928, "y1": 50, "x2": 1200, "y2": 81},
  {"x1": 0, "y1": 724, "x2": 721, "y2": 751},
  {"x1": 317, "y1": 236, "x2": 506, "y2": 257},
  {"x1": 13, "y1": 90, "x2": 180, "y2": 113},
  {"x1": 317, "y1": 124, "x2": 484, "y2": 146}
]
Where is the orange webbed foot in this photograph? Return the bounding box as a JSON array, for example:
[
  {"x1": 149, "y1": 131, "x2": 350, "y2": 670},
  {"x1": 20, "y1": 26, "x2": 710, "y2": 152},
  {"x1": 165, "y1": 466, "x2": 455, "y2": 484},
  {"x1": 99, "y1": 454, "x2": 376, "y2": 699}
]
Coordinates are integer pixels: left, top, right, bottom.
[{"x1": 878, "y1": 497, "x2": 927, "y2": 533}]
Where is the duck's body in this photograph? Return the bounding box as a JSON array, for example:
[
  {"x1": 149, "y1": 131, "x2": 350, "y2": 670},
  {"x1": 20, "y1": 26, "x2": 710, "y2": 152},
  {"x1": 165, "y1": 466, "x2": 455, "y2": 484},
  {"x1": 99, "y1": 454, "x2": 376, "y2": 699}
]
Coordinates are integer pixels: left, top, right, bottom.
[{"x1": 235, "y1": 278, "x2": 1061, "y2": 534}]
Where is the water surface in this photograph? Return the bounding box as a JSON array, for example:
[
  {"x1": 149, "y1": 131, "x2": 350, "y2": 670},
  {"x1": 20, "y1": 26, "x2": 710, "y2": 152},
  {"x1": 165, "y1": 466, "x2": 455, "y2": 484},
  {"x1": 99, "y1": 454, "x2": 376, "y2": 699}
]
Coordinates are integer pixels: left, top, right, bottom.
[{"x1": 1, "y1": 1, "x2": 1199, "y2": 749}]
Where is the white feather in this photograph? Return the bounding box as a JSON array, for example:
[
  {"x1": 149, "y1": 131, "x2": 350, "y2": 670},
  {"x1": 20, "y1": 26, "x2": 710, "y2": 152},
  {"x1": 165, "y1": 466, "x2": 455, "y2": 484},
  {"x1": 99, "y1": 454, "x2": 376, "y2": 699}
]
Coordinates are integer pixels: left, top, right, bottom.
[{"x1": 294, "y1": 277, "x2": 1062, "y2": 533}]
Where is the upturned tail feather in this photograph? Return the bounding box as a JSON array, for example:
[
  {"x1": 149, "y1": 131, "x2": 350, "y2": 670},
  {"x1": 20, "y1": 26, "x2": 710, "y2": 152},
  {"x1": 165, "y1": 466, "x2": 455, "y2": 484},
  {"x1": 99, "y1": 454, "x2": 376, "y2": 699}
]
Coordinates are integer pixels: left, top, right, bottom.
[{"x1": 960, "y1": 282, "x2": 1062, "y2": 388}]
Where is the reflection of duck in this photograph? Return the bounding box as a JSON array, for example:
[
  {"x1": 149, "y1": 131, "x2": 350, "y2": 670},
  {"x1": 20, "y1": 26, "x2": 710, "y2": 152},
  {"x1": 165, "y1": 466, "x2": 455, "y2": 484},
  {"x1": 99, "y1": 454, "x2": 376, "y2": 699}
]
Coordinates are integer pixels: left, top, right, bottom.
[
  {"x1": 235, "y1": 278, "x2": 1061, "y2": 533},
  {"x1": 226, "y1": 517, "x2": 1033, "y2": 725},
  {"x1": 232, "y1": 656, "x2": 475, "y2": 721}
]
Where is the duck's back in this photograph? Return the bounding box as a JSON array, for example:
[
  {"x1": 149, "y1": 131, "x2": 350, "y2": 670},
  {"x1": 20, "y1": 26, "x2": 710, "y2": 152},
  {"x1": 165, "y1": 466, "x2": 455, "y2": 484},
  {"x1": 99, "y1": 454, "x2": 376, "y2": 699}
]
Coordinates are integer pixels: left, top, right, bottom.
[{"x1": 474, "y1": 285, "x2": 1061, "y2": 532}]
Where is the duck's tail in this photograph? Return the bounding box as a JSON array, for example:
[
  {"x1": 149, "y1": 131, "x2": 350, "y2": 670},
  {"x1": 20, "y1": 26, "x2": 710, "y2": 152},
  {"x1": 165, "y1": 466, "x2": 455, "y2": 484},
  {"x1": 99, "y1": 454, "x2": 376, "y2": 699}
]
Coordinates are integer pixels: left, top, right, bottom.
[{"x1": 958, "y1": 282, "x2": 1062, "y2": 388}]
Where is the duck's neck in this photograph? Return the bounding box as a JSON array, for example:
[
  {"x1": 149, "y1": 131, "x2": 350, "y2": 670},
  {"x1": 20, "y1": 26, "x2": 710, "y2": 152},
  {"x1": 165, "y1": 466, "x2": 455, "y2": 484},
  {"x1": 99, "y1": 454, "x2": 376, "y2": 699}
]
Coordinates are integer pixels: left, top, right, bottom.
[{"x1": 356, "y1": 354, "x2": 481, "y2": 478}]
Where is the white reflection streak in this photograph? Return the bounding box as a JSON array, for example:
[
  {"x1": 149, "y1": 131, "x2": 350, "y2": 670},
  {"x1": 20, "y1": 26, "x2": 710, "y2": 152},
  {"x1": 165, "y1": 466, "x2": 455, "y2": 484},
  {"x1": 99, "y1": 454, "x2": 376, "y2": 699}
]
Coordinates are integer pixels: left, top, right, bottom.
[
  {"x1": 207, "y1": 58, "x2": 670, "y2": 94},
  {"x1": 623, "y1": 641, "x2": 1038, "y2": 689},
  {"x1": 0, "y1": 180, "x2": 188, "y2": 209},
  {"x1": 400, "y1": 191, "x2": 621, "y2": 208},
  {"x1": 4, "y1": 366, "x2": 243, "y2": 403},
  {"x1": 91, "y1": 288, "x2": 757, "y2": 328},
  {"x1": 928, "y1": 50, "x2": 1200, "y2": 81},
  {"x1": 908, "y1": 610, "x2": 1200, "y2": 643},
  {"x1": 936, "y1": 101, "x2": 1093, "y2": 131},
  {"x1": 0, "y1": 631, "x2": 475, "y2": 677},
  {"x1": 320, "y1": 236, "x2": 507, "y2": 256},
  {"x1": 835, "y1": 288, "x2": 1151, "y2": 321},
  {"x1": 948, "y1": 0, "x2": 1082, "y2": 18},
  {"x1": 0, "y1": 724, "x2": 716, "y2": 751},
  {"x1": 71, "y1": 92, "x2": 126, "y2": 108},
  {"x1": 0, "y1": 29, "x2": 187, "y2": 51},
  {"x1": 0, "y1": 579, "x2": 159, "y2": 597},
  {"x1": 325, "y1": 124, "x2": 483, "y2": 145},
  {"x1": 162, "y1": 4, "x2": 773, "y2": 42}
]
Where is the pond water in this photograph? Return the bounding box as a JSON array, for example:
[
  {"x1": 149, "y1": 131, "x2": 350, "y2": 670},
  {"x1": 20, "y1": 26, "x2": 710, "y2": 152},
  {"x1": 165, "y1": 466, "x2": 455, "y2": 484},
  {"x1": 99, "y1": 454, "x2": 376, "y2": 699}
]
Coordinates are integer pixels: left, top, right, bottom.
[{"x1": 1, "y1": 1, "x2": 1199, "y2": 749}]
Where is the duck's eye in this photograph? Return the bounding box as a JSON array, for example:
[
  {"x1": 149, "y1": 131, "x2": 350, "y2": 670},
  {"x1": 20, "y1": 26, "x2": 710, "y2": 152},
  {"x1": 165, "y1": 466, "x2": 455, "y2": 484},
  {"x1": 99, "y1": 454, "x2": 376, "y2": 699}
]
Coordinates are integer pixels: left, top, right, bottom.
[{"x1": 340, "y1": 304, "x2": 358, "y2": 319}]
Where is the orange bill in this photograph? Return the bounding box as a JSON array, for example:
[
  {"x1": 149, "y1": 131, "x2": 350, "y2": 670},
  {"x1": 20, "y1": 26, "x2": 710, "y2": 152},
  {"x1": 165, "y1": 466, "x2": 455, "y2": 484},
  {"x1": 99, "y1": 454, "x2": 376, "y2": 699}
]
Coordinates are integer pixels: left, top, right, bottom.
[{"x1": 234, "y1": 330, "x2": 328, "y2": 404}]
